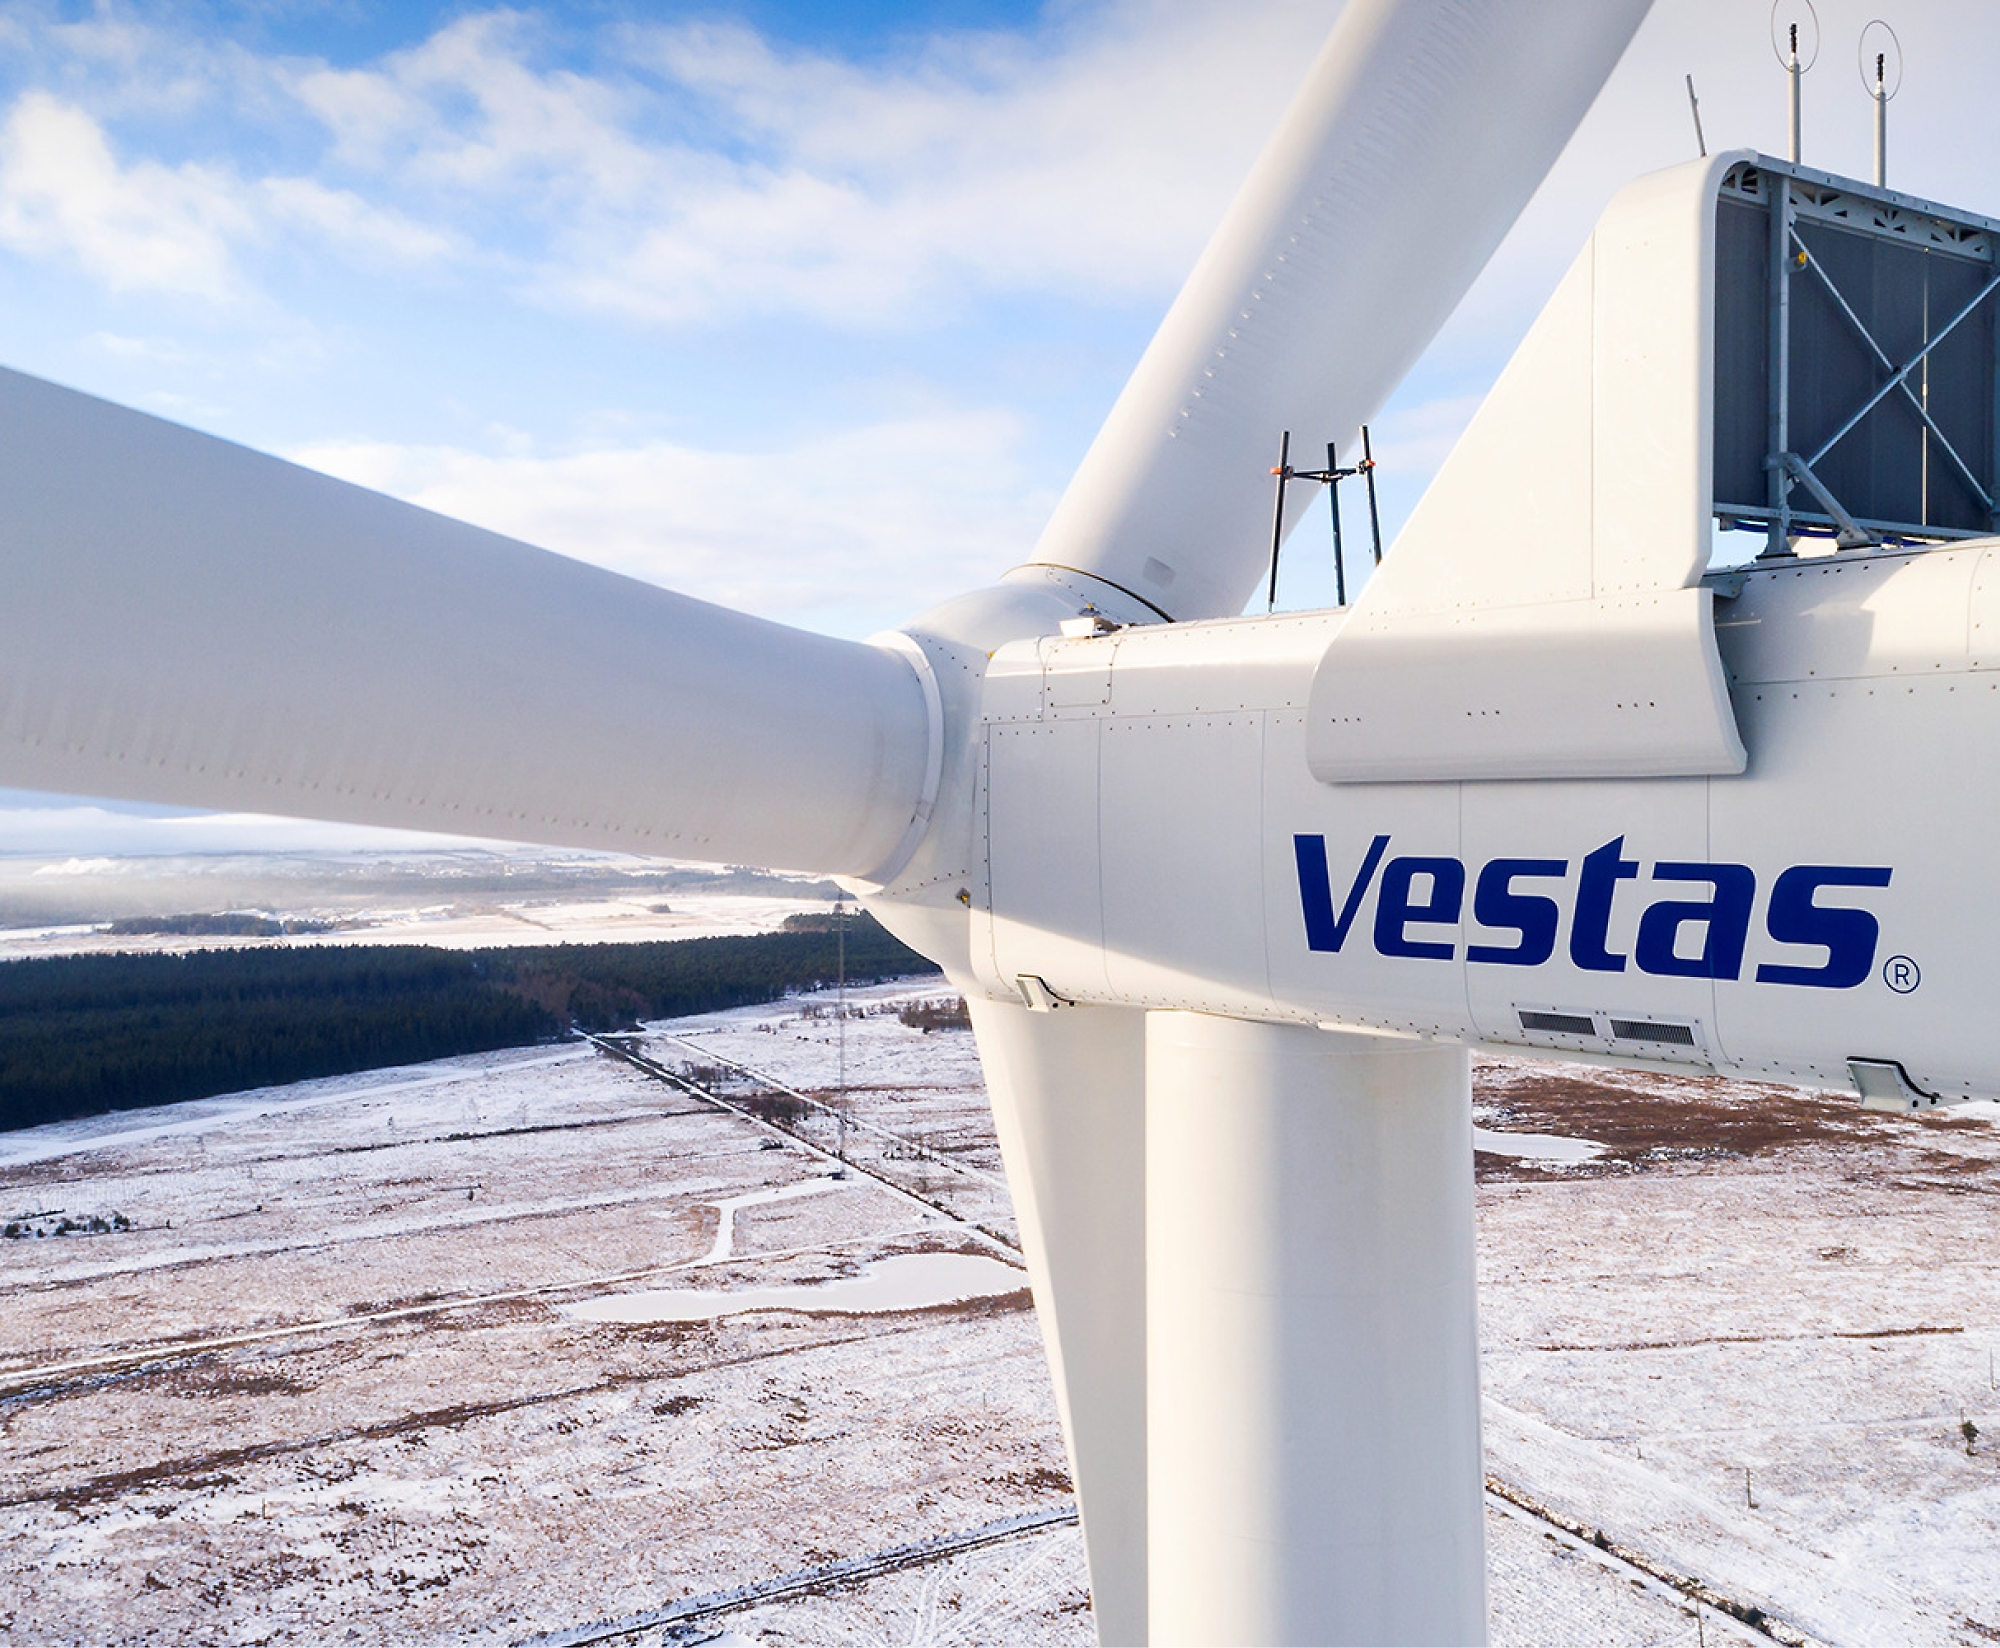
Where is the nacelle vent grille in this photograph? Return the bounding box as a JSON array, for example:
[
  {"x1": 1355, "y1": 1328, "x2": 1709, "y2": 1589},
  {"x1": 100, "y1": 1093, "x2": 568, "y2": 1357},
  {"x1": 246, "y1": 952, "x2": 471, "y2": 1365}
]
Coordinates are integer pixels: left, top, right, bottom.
[
  {"x1": 1609, "y1": 1018, "x2": 1698, "y2": 1047},
  {"x1": 1519, "y1": 1010, "x2": 1596, "y2": 1037}
]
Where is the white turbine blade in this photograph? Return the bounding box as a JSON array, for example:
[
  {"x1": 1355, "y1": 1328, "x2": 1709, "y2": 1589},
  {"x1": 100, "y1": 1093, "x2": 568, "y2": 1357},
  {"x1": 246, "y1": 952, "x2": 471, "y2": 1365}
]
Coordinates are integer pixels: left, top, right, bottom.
[
  {"x1": 0, "y1": 368, "x2": 932, "y2": 876},
  {"x1": 1026, "y1": 0, "x2": 1654, "y2": 621}
]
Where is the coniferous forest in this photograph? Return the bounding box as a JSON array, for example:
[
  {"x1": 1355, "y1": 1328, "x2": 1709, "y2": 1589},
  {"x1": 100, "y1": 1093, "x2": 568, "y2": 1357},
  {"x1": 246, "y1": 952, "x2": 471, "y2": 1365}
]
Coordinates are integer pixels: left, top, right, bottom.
[{"x1": 0, "y1": 916, "x2": 936, "y2": 1133}]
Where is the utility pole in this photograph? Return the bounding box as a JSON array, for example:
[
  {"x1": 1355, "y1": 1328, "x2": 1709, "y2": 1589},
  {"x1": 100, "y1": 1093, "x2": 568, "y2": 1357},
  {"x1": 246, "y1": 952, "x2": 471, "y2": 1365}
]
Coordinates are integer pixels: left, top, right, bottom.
[{"x1": 835, "y1": 895, "x2": 848, "y2": 1167}]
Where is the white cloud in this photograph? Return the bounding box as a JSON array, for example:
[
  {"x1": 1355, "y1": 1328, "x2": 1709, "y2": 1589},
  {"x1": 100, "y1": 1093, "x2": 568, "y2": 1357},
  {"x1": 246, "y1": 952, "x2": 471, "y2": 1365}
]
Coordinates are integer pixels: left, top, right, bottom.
[
  {"x1": 587, "y1": 2, "x2": 1338, "y2": 323},
  {"x1": 255, "y1": 175, "x2": 458, "y2": 266},
  {"x1": 0, "y1": 87, "x2": 459, "y2": 303},
  {"x1": 85, "y1": 329, "x2": 198, "y2": 364},
  {"x1": 289, "y1": 11, "x2": 665, "y2": 198},
  {"x1": 0, "y1": 91, "x2": 247, "y2": 298},
  {"x1": 287, "y1": 407, "x2": 1058, "y2": 626},
  {"x1": 279, "y1": 1, "x2": 1338, "y2": 328},
  {"x1": 4, "y1": 0, "x2": 1998, "y2": 341},
  {"x1": 6, "y1": 0, "x2": 2000, "y2": 624},
  {"x1": 0, "y1": 3, "x2": 1345, "y2": 328}
]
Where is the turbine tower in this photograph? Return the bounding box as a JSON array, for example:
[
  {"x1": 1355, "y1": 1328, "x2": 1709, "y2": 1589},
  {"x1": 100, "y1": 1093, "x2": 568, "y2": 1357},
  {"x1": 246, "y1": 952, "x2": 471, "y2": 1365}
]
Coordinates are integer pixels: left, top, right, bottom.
[{"x1": 12, "y1": 1, "x2": 1997, "y2": 1642}]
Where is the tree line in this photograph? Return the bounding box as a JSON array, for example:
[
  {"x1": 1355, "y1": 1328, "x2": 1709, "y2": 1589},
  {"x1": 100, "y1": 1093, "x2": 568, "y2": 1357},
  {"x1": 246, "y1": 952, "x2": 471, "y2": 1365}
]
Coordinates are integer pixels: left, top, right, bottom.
[{"x1": 0, "y1": 916, "x2": 936, "y2": 1133}]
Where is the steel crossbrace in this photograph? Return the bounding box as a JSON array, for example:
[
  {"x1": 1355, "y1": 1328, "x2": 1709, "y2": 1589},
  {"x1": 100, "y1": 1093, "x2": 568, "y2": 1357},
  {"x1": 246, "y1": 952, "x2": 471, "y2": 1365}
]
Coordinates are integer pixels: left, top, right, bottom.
[
  {"x1": 1766, "y1": 450, "x2": 1873, "y2": 545},
  {"x1": 1792, "y1": 230, "x2": 2000, "y2": 512}
]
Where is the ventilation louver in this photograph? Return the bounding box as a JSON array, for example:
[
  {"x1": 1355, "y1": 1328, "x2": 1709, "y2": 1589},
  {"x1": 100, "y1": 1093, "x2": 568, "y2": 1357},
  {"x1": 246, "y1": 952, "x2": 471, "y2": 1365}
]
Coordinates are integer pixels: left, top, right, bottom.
[
  {"x1": 1519, "y1": 1010, "x2": 1596, "y2": 1036},
  {"x1": 1609, "y1": 1018, "x2": 1697, "y2": 1047}
]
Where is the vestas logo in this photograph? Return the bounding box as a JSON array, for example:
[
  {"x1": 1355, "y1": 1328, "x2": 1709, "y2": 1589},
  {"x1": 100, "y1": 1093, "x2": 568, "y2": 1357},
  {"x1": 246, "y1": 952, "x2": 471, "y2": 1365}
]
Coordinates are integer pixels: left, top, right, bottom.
[{"x1": 1294, "y1": 835, "x2": 1892, "y2": 989}]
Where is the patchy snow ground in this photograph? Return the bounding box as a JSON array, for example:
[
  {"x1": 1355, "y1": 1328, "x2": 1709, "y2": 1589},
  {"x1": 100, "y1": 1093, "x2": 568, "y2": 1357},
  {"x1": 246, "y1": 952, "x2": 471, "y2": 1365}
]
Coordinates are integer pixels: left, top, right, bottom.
[
  {"x1": 0, "y1": 984, "x2": 1996, "y2": 1644},
  {"x1": 0, "y1": 849, "x2": 836, "y2": 960},
  {"x1": 0, "y1": 890, "x2": 824, "y2": 961}
]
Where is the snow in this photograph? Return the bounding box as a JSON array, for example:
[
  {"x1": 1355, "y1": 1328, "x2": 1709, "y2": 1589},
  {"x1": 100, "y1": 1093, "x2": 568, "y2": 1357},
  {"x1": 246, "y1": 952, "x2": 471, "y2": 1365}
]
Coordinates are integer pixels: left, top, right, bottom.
[
  {"x1": 566, "y1": 1252, "x2": 1030, "y2": 1325},
  {"x1": 1485, "y1": 1397, "x2": 1931, "y2": 1643},
  {"x1": 695, "y1": 1176, "x2": 852, "y2": 1264},
  {"x1": 1486, "y1": 1493, "x2": 1767, "y2": 1647},
  {"x1": 1, "y1": 990, "x2": 1996, "y2": 1644},
  {"x1": 0, "y1": 848, "x2": 836, "y2": 960},
  {"x1": 0, "y1": 890, "x2": 818, "y2": 958},
  {"x1": 1474, "y1": 1053, "x2": 2000, "y2": 1646},
  {"x1": 1475, "y1": 1124, "x2": 1608, "y2": 1163},
  {"x1": 0, "y1": 1044, "x2": 591, "y2": 1169}
]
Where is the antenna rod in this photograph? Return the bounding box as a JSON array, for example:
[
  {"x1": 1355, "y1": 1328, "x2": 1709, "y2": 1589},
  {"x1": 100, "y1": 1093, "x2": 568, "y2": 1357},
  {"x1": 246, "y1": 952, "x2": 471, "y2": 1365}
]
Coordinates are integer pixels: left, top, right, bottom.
[
  {"x1": 1362, "y1": 425, "x2": 1383, "y2": 564},
  {"x1": 1686, "y1": 73, "x2": 1706, "y2": 157},
  {"x1": 1328, "y1": 441, "x2": 1347, "y2": 607},
  {"x1": 1788, "y1": 23, "x2": 1802, "y2": 162},
  {"x1": 1873, "y1": 51, "x2": 1887, "y2": 185},
  {"x1": 1267, "y1": 429, "x2": 1292, "y2": 611}
]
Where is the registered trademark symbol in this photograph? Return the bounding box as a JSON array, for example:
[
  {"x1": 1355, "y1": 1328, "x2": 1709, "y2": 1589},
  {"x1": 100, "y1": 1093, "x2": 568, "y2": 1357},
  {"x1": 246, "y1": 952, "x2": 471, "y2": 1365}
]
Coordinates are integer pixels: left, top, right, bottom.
[{"x1": 1883, "y1": 955, "x2": 1921, "y2": 994}]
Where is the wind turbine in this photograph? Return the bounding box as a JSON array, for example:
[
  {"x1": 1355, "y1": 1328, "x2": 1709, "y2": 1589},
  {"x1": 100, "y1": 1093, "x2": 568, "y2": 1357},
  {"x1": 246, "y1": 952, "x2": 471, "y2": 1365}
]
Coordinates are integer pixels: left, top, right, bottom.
[{"x1": 7, "y1": 0, "x2": 1992, "y2": 1640}]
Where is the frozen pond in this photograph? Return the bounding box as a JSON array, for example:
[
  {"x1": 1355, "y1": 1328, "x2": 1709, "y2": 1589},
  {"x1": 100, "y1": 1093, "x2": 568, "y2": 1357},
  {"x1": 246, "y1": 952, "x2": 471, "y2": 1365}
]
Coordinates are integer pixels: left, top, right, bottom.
[
  {"x1": 565, "y1": 1251, "x2": 1028, "y2": 1324},
  {"x1": 1473, "y1": 1125, "x2": 1607, "y2": 1164}
]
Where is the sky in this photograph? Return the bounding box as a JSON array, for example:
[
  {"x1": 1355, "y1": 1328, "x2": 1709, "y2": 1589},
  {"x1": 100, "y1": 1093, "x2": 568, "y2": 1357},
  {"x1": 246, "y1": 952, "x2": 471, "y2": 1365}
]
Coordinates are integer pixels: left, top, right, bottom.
[{"x1": 0, "y1": 0, "x2": 1994, "y2": 854}]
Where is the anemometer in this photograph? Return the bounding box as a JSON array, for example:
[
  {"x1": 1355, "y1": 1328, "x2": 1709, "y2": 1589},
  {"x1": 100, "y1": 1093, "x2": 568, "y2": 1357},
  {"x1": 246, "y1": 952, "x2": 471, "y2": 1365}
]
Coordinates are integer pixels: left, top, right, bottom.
[{"x1": 1264, "y1": 425, "x2": 1382, "y2": 610}]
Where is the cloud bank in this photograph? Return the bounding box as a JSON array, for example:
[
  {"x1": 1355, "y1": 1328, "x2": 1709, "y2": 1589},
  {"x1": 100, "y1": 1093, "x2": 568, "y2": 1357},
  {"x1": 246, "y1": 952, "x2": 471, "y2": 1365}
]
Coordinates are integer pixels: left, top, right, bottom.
[{"x1": 0, "y1": 0, "x2": 1993, "y2": 646}]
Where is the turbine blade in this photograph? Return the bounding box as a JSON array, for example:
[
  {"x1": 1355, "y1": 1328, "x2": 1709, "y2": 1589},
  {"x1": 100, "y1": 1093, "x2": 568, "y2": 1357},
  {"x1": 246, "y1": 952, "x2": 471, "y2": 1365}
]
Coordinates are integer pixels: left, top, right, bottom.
[
  {"x1": 1026, "y1": 0, "x2": 1653, "y2": 621},
  {"x1": 0, "y1": 368, "x2": 932, "y2": 876}
]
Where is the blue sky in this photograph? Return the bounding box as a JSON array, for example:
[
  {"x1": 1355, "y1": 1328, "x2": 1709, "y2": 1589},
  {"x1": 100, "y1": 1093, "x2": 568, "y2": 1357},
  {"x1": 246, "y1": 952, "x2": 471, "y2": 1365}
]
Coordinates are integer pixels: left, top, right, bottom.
[{"x1": 0, "y1": 0, "x2": 1994, "y2": 850}]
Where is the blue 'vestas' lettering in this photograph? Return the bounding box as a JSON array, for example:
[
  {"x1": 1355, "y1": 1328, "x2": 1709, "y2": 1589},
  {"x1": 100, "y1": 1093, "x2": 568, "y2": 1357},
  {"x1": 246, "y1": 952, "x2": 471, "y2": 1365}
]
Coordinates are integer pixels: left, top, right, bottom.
[
  {"x1": 1754, "y1": 865, "x2": 1893, "y2": 988},
  {"x1": 1634, "y1": 862, "x2": 1756, "y2": 979},
  {"x1": 1374, "y1": 856, "x2": 1464, "y2": 960},
  {"x1": 1295, "y1": 833, "x2": 1389, "y2": 953},
  {"x1": 1293, "y1": 834, "x2": 1893, "y2": 989},
  {"x1": 1465, "y1": 859, "x2": 1565, "y2": 966},
  {"x1": 1570, "y1": 837, "x2": 1639, "y2": 973}
]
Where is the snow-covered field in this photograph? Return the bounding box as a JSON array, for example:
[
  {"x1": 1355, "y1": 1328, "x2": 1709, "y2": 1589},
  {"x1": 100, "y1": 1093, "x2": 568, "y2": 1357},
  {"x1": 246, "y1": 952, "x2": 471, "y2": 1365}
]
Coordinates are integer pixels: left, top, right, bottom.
[
  {"x1": 0, "y1": 849, "x2": 836, "y2": 960},
  {"x1": 1, "y1": 983, "x2": 1995, "y2": 1645},
  {"x1": 1475, "y1": 1062, "x2": 2000, "y2": 1647}
]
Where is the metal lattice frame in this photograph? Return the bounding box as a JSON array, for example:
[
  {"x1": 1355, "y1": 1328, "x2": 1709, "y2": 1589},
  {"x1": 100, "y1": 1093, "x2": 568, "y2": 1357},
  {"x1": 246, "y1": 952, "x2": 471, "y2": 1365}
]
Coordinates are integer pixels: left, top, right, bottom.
[{"x1": 1714, "y1": 159, "x2": 2000, "y2": 555}]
